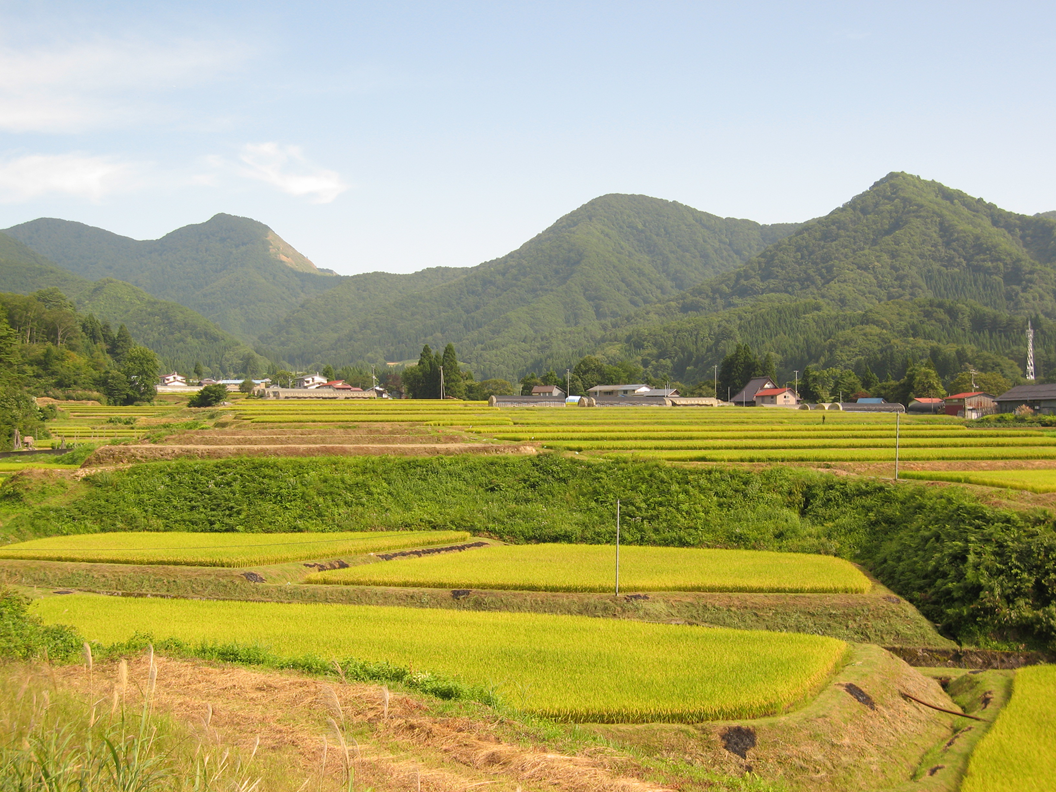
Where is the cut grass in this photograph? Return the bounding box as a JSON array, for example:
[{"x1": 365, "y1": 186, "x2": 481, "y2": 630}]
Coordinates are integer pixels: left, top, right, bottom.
[
  {"x1": 33, "y1": 594, "x2": 849, "y2": 723},
  {"x1": 307, "y1": 543, "x2": 872, "y2": 594},
  {"x1": 0, "y1": 530, "x2": 470, "y2": 568},
  {"x1": 960, "y1": 664, "x2": 1056, "y2": 792}
]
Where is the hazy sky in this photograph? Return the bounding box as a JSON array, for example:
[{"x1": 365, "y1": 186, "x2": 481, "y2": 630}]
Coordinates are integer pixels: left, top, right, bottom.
[{"x1": 1, "y1": 1, "x2": 1053, "y2": 275}]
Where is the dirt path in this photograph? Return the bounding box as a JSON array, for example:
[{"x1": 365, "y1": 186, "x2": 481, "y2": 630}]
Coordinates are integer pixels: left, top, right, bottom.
[{"x1": 53, "y1": 655, "x2": 669, "y2": 792}]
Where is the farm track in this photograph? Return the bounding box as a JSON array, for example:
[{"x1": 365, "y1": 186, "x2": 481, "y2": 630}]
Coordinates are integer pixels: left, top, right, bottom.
[{"x1": 49, "y1": 655, "x2": 672, "y2": 792}]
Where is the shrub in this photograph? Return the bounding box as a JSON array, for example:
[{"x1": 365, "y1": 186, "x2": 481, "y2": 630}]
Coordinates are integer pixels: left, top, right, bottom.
[
  {"x1": 187, "y1": 384, "x2": 228, "y2": 408},
  {"x1": 0, "y1": 588, "x2": 83, "y2": 661}
]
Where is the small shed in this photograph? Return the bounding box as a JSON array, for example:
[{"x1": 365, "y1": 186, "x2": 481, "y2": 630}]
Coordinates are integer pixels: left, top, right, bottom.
[
  {"x1": 944, "y1": 392, "x2": 997, "y2": 419},
  {"x1": 908, "y1": 397, "x2": 945, "y2": 414}
]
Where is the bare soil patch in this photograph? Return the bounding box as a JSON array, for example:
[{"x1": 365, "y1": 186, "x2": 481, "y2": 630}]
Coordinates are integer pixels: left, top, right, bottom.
[{"x1": 51, "y1": 655, "x2": 671, "y2": 792}]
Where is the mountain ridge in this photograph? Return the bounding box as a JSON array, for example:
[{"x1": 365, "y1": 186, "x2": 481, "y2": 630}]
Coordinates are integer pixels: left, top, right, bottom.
[
  {"x1": 4, "y1": 214, "x2": 338, "y2": 341},
  {"x1": 0, "y1": 231, "x2": 251, "y2": 372}
]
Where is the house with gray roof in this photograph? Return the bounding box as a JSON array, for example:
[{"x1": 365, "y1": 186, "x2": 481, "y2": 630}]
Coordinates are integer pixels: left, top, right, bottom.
[{"x1": 995, "y1": 383, "x2": 1056, "y2": 414}]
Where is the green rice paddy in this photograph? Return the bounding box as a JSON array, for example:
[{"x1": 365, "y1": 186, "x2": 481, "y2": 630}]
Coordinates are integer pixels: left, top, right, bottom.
[
  {"x1": 230, "y1": 400, "x2": 1056, "y2": 465},
  {"x1": 901, "y1": 469, "x2": 1056, "y2": 493},
  {"x1": 32, "y1": 594, "x2": 848, "y2": 722},
  {"x1": 0, "y1": 530, "x2": 470, "y2": 567},
  {"x1": 961, "y1": 665, "x2": 1056, "y2": 792},
  {"x1": 308, "y1": 543, "x2": 871, "y2": 593}
]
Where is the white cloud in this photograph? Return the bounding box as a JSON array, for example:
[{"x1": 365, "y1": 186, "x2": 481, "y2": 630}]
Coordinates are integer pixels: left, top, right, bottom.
[
  {"x1": 235, "y1": 143, "x2": 348, "y2": 203},
  {"x1": 0, "y1": 37, "x2": 248, "y2": 133},
  {"x1": 0, "y1": 153, "x2": 143, "y2": 202}
]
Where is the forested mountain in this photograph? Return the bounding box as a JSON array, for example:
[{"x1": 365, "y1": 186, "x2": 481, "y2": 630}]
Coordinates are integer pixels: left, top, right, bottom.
[
  {"x1": 257, "y1": 266, "x2": 473, "y2": 365},
  {"x1": 6, "y1": 173, "x2": 1053, "y2": 391},
  {"x1": 3, "y1": 214, "x2": 339, "y2": 341},
  {"x1": 639, "y1": 172, "x2": 1056, "y2": 319},
  {"x1": 590, "y1": 173, "x2": 1056, "y2": 388},
  {"x1": 274, "y1": 194, "x2": 800, "y2": 376},
  {"x1": 0, "y1": 232, "x2": 251, "y2": 374}
]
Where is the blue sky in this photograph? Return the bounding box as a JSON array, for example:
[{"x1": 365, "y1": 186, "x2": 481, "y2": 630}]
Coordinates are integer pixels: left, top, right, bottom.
[{"x1": 1, "y1": 1, "x2": 1053, "y2": 275}]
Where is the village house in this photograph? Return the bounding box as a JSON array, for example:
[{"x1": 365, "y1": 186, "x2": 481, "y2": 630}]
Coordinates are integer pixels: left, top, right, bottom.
[
  {"x1": 729, "y1": 377, "x2": 777, "y2": 406},
  {"x1": 159, "y1": 371, "x2": 187, "y2": 386},
  {"x1": 586, "y1": 384, "x2": 652, "y2": 398},
  {"x1": 295, "y1": 374, "x2": 329, "y2": 389},
  {"x1": 995, "y1": 383, "x2": 1056, "y2": 415},
  {"x1": 531, "y1": 385, "x2": 566, "y2": 398},
  {"x1": 753, "y1": 386, "x2": 797, "y2": 407},
  {"x1": 643, "y1": 388, "x2": 680, "y2": 398}
]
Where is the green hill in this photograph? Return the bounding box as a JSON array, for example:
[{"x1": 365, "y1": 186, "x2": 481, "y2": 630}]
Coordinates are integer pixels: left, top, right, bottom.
[
  {"x1": 256, "y1": 267, "x2": 473, "y2": 365},
  {"x1": 272, "y1": 194, "x2": 799, "y2": 377},
  {"x1": 0, "y1": 232, "x2": 250, "y2": 373},
  {"x1": 595, "y1": 173, "x2": 1056, "y2": 386},
  {"x1": 654, "y1": 172, "x2": 1056, "y2": 317},
  {"x1": 4, "y1": 214, "x2": 339, "y2": 341}
]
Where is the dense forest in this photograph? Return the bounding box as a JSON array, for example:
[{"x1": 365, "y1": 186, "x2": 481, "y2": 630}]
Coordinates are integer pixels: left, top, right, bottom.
[
  {"x1": 0, "y1": 288, "x2": 161, "y2": 449},
  {"x1": 0, "y1": 231, "x2": 257, "y2": 376}
]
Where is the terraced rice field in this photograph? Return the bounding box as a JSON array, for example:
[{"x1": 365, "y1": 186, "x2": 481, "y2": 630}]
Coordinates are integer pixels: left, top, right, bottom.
[
  {"x1": 0, "y1": 530, "x2": 469, "y2": 567},
  {"x1": 961, "y1": 665, "x2": 1056, "y2": 792},
  {"x1": 38, "y1": 402, "x2": 185, "y2": 445},
  {"x1": 232, "y1": 400, "x2": 1056, "y2": 465},
  {"x1": 901, "y1": 468, "x2": 1056, "y2": 493},
  {"x1": 32, "y1": 594, "x2": 848, "y2": 722},
  {"x1": 308, "y1": 543, "x2": 872, "y2": 593}
]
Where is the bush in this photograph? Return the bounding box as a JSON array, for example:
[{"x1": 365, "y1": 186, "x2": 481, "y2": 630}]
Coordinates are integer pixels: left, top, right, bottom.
[
  {"x1": 0, "y1": 588, "x2": 83, "y2": 661},
  {"x1": 187, "y1": 384, "x2": 228, "y2": 408}
]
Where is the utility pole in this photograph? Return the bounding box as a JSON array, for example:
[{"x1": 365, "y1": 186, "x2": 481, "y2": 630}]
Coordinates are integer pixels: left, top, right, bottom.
[
  {"x1": 713, "y1": 364, "x2": 718, "y2": 400},
  {"x1": 566, "y1": 369, "x2": 570, "y2": 398},
  {"x1": 439, "y1": 365, "x2": 445, "y2": 400},
  {"x1": 615, "y1": 499, "x2": 621, "y2": 597},
  {"x1": 895, "y1": 411, "x2": 901, "y2": 480},
  {"x1": 793, "y1": 370, "x2": 799, "y2": 402}
]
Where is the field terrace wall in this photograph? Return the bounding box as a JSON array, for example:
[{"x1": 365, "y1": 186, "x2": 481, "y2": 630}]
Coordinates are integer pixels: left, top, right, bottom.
[{"x1": 490, "y1": 396, "x2": 573, "y2": 407}]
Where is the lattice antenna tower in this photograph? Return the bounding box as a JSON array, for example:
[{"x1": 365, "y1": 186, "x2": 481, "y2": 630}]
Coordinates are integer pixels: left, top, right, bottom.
[{"x1": 1027, "y1": 320, "x2": 1036, "y2": 381}]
